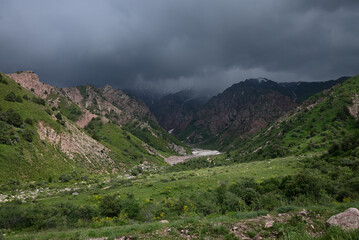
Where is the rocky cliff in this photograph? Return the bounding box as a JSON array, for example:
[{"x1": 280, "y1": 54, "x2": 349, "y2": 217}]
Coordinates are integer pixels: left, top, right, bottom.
[{"x1": 179, "y1": 79, "x2": 298, "y2": 147}]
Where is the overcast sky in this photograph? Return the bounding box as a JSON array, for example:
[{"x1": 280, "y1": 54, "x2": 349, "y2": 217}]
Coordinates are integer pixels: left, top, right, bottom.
[{"x1": 0, "y1": 0, "x2": 358, "y2": 93}]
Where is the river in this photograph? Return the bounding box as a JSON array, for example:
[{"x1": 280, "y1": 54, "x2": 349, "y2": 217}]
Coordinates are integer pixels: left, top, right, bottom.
[{"x1": 164, "y1": 148, "x2": 221, "y2": 165}]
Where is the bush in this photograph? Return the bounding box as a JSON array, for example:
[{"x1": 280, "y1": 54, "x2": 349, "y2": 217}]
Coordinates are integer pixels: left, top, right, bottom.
[
  {"x1": 55, "y1": 112, "x2": 62, "y2": 120},
  {"x1": 32, "y1": 97, "x2": 45, "y2": 105},
  {"x1": 100, "y1": 194, "x2": 122, "y2": 217},
  {"x1": 5, "y1": 92, "x2": 16, "y2": 102},
  {"x1": 0, "y1": 202, "x2": 31, "y2": 229},
  {"x1": 0, "y1": 74, "x2": 7, "y2": 84},
  {"x1": 280, "y1": 170, "x2": 325, "y2": 200},
  {"x1": 15, "y1": 96, "x2": 23, "y2": 103},
  {"x1": 22, "y1": 129, "x2": 34, "y2": 142},
  {"x1": 23, "y1": 94, "x2": 29, "y2": 100},
  {"x1": 5, "y1": 109, "x2": 23, "y2": 127},
  {"x1": 25, "y1": 118, "x2": 33, "y2": 125},
  {"x1": 192, "y1": 192, "x2": 220, "y2": 215},
  {"x1": 59, "y1": 174, "x2": 72, "y2": 182}
]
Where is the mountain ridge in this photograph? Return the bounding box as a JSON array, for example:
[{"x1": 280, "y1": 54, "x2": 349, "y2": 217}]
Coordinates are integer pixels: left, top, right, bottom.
[{"x1": 0, "y1": 71, "x2": 189, "y2": 180}]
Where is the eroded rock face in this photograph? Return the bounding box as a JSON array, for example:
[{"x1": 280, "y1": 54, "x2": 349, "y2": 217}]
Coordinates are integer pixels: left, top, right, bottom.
[
  {"x1": 7, "y1": 71, "x2": 157, "y2": 128},
  {"x1": 182, "y1": 79, "x2": 298, "y2": 145},
  {"x1": 37, "y1": 121, "x2": 118, "y2": 172},
  {"x1": 326, "y1": 208, "x2": 359, "y2": 230},
  {"x1": 6, "y1": 71, "x2": 58, "y2": 98},
  {"x1": 349, "y1": 94, "x2": 359, "y2": 119}
]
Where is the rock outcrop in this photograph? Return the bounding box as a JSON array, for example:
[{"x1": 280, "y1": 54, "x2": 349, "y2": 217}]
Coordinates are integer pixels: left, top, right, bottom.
[
  {"x1": 7, "y1": 71, "x2": 157, "y2": 127},
  {"x1": 37, "y1": 121, "x2": 117, "y2": 172},
  {"x1": 326, "y1": 208, "x2": 359, "y2": 230},
  {"x1": 7, "y1": 71, "x2": 59, "y2": 98}
]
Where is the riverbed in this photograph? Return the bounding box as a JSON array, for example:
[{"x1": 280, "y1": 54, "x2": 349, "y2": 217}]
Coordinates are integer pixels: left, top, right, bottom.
[{"x1": 164, "y1": 148, "x2": 221, "y2": 165}]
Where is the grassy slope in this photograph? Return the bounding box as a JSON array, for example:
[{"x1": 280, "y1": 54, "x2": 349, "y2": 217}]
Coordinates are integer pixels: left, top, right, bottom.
[
  {"x1": 0, "y1": 75, "x2": 169, "y2": 181},
  {"x1": 92, "y1": 122, "x2": 165, "y2": 166},
  {"x1": 76, "y1": 84, "x2": 191, "y2": 157},
  {"x1": 32, "y1": 155, "x2": 300, "y2": 206},
  {"x1": 230, "y1": 75, "x2": 359, "y2": 160},
  {"x1": 0, "y1": 74, "x2": 77, "y2": 181},
  {"x1": 124, "y1": 120, "x2": 191, "y2": 157}
]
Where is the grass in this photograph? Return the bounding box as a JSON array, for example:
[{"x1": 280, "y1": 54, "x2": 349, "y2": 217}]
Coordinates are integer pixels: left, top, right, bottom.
[
  {"x1": 0, "y1": 153, "x2": 303, "y2": 239},
  {"x1": 93, "y1": 121, "x2": 165, "y2": 166},
  {"x1": 1, "y1": 155, "x2": 300, "y2": 208},
  {"x1": 124, "y1": 120, "x2": 191, "y2": 157},
  {"x1": 6, "y1": 202, "x2": 359, "y2": 240}
]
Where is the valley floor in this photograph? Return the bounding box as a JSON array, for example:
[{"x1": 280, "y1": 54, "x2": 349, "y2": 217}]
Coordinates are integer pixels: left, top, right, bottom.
[
  {"x1": 164, "y1": 148, "x2": 221, "y2": 165},
  {"x1": 1, "y1": 153, "x2": 358, "y2": 239}
]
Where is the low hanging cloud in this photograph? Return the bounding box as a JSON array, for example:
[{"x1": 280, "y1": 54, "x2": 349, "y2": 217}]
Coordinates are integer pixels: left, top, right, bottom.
[{"x1": 0, "y1": 0, "x2": 358, "y2": 93}]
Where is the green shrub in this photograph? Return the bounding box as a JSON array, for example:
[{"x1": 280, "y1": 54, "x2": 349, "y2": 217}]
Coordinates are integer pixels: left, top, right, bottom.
[
  {"x1": 25, "y1": 118, "x2": 33, "y2": 125},
  {"x1": 5, "y1": 108, "x2": 23, "y2": 127},
  {"x1": 15, "y1": 95, "x2": 23, "y2": 103},
  {"x1": 59, "y1": 173, "x2": 72, "y2": 182},
  {"x1": 0, "y1": 202, "x2": 31, "y2": 230},
  {"x1": 0, "y1": 74, "x2": 7, "y2": 84},
  {"x1": 280, "y1": 170, "x2": 325, "y2": 200},
  {"x1": 5, "y1": 92, "x2": 16, "y2": 102},
  {"x1": 55, "y1": 112, "x2": 62, "y2": 120},
  {"x1": 32, "y1": 97, "x2": 45, "y2": 105},
  {"x1": 100, "y1": 194, "x2": 122, "y2": 217},
  {"x1": 22, "y1": 129, "x2": 34, "y2": 142}
]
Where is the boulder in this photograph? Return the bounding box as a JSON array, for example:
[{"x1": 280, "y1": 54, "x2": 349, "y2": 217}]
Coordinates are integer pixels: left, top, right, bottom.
[{"x1": 326, "y1": 208, "x2": 359, "y2": 229}]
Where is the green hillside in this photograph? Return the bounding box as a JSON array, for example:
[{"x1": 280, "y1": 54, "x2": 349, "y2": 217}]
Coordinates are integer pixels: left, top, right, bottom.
[
  {"x1": 124, "y1": 120, "x2": 191, "y2": 157},
  {"x1": 0, "y1": 73, "x2": 172, "y2": 181},
  {"x1": 0, "y1": 73, "x2": 74, "y2": 180},
  {"x1": 85, "y1": 118, "x2": 165, "y2": 166},
  {"x1": 230, "y1": 75, "x2": 359, "y2": 161}
]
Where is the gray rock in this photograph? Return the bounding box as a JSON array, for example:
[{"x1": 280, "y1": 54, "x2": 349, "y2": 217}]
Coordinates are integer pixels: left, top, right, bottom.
[{"x1": 326, "y1": 208, "x2": 359, "y2": 229}]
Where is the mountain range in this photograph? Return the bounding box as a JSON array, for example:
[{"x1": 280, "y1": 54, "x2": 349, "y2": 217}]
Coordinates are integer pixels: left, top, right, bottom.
[{"x1": 139, "y1": 77, "x2": 348, "y2": 149}]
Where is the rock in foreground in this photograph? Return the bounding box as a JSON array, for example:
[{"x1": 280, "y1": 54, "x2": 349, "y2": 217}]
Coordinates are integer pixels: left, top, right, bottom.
[{"x1": 326, "y1": 208, "x2": 359, "y2": 229}]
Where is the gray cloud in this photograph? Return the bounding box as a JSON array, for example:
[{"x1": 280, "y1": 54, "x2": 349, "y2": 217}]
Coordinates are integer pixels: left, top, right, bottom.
[{"x1": 0, "y1": 0, "x2": 358, "y2": 93}]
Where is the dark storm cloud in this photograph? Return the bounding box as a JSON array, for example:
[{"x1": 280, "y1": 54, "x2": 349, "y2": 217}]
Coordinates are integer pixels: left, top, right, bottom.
[{"x1": 0, "y1": 0, "x2": 358, "y2": 92}]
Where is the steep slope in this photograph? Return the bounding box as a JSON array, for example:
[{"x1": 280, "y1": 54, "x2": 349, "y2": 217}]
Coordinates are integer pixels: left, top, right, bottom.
[
  {"x1": 231, "y1": 75, "x2": 359, "y2": 160},
  {"x1": 0, "y1": 73, "x2": 117, "y2": 180},
  {"x1": 7, "y1": 71, "x2": 189, "y2": 157},
  {"x1": 179, "y1": 79, "x2": 298, "y2": 148},
  {"x1": 66, "y1": 85, "x2": 189, "y2": 156},
  {"x1": 0, "y1": 72, "x2": 188, "y2": 181},
  {"x1": 150, "y1": 89, "x2": 209, "y2": 133}
]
